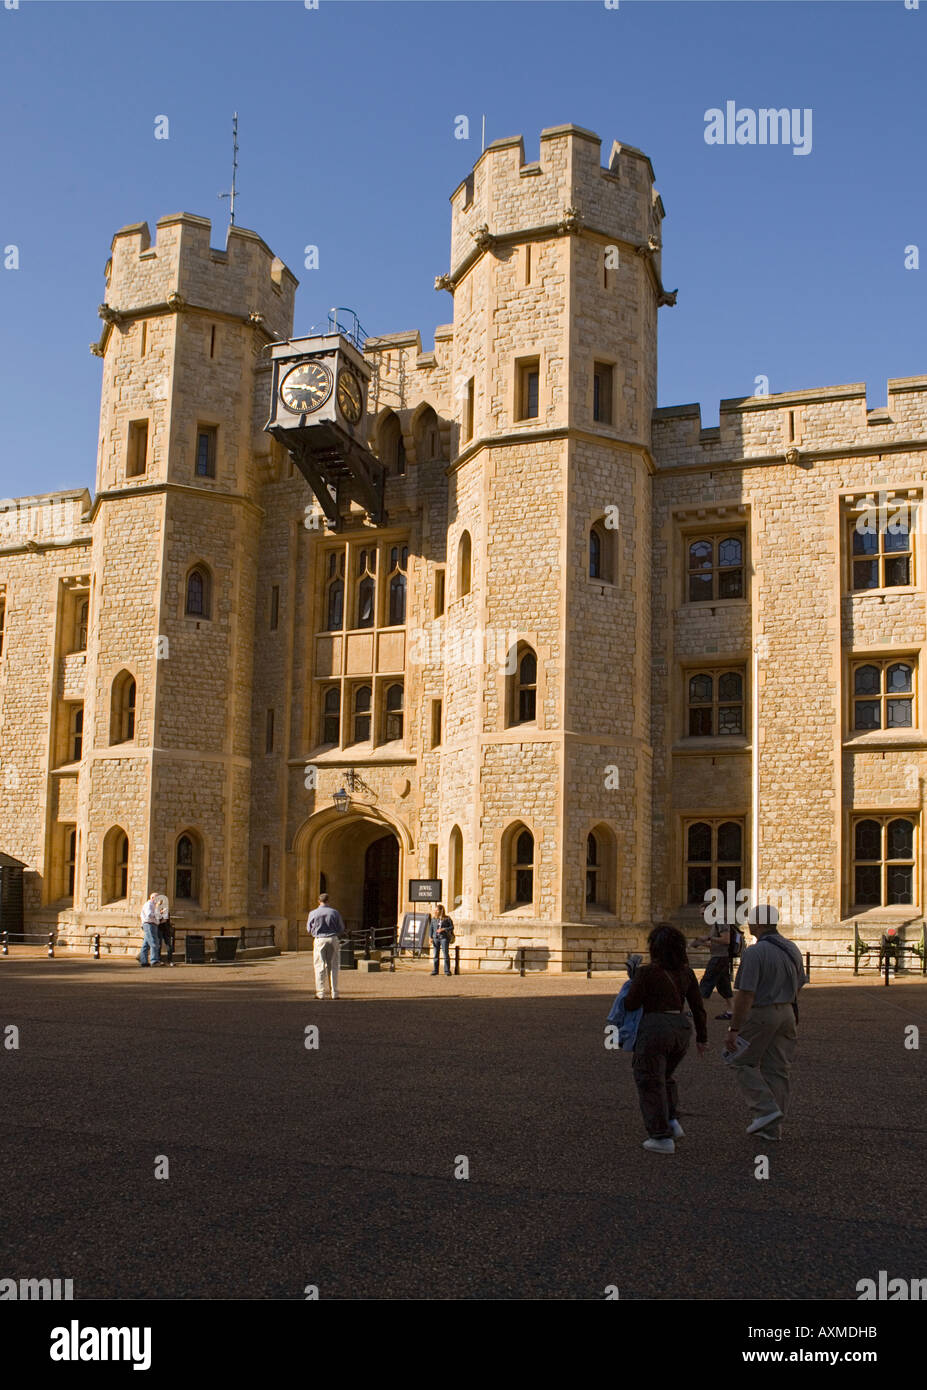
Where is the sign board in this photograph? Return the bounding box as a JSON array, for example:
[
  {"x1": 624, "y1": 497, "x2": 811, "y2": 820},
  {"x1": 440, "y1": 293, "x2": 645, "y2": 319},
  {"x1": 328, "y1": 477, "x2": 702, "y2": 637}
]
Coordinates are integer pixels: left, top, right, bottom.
[
  {"x1": 408, "y1": 879, "x2": 442, "y2": 903},
  {"x1": 398, "y1": 911, "x2": 431, "y2": 953}
]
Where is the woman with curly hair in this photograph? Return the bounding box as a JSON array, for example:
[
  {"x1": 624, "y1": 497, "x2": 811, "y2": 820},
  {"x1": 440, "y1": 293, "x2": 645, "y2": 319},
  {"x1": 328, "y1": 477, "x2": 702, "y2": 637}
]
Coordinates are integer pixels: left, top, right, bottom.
[{"x1": 623, "y1": 923, "x2": 708, "y2": 1153}]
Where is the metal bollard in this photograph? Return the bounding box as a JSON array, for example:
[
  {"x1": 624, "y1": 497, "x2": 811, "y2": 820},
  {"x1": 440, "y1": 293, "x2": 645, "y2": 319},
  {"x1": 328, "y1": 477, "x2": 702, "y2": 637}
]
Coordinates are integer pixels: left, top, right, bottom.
[
  {"x1": 47, "y1": 932, "x2": 55, "y2": 959},
  {"x1": 519, "y1": 947, "x2": 526, "y2": 978},
  {"x1": 92, "y1": 933, "x2": 101, "y2": 959},
  {"x1": 454, "y1": 944, "x2": 460, "y2": 976},
  {"x1": 586, "y1": 948, "x2": 593, "y2": 980},
  {"x1": 884, "y1": 942, "x2": 891, "y2": 987},
  {"x1": 1, "y1": 930, "x2": 7, "y2": 955},
  {"x1": 805, "y1": 951, "x2": 811, "y2": 983}
]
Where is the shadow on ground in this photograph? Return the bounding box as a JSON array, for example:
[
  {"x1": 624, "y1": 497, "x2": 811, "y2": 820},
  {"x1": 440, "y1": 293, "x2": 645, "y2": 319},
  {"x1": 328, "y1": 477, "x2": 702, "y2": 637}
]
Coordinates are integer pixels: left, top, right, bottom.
[{"x1": 0, "y1": 958, "x2": 924, "y2": 1299}]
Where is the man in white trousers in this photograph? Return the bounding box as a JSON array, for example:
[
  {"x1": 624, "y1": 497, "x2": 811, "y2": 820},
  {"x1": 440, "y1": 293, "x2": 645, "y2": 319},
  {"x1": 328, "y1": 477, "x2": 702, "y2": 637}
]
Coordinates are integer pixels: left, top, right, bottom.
[
  {"x1": 307, "y1": 893, "x2": 347, "y2": 999},
  {"x1": 727, "y1": 903, "x2": 807, "y2": 1140}
]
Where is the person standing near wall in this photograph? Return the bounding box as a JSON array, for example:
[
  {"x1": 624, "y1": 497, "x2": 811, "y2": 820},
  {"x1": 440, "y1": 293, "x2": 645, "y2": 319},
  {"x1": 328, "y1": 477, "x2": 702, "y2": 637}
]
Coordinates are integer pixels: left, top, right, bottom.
[
  {"x1": 307, "y1": 892, "x2": 347, "y2": 999},
  {"x1": 155, "y1": 893, "x2": 174, "y2": 967},
  {"x1": 428, "y1": 904, "x2": 454, "y2": 977},
  {"x1": 138, "y1": 892, "x2": 162, "y2": 968}
]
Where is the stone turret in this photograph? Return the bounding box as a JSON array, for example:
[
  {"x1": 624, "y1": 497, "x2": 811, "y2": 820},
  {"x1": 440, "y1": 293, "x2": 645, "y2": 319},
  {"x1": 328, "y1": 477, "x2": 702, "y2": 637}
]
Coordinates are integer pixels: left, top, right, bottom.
[
  {"x1": 440, "y1": 126, "x2": 671, "y2": 952},
  {"x1": 81, "y1": 216, "x2": 297, "y2": 938}
]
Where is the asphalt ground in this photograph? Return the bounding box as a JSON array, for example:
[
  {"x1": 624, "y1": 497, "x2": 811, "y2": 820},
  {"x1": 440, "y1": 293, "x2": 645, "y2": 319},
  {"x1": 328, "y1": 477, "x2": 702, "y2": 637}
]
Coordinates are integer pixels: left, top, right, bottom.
[{"x1": 1, "y1": 954, "x2": 925, "y2": 1302}]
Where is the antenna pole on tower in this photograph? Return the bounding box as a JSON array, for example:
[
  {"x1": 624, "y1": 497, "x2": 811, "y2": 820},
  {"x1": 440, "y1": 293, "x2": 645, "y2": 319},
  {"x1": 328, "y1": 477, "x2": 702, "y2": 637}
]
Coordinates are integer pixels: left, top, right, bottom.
[{"x1": 218, "y1": 112, "x2": 239, "y2": 227}]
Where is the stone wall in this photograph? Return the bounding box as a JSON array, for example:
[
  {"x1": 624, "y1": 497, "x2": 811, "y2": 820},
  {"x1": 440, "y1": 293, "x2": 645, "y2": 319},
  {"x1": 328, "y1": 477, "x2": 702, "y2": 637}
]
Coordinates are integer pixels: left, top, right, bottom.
[{"x1": 4, "y1": 129, "x2": 925, "y2": 966}]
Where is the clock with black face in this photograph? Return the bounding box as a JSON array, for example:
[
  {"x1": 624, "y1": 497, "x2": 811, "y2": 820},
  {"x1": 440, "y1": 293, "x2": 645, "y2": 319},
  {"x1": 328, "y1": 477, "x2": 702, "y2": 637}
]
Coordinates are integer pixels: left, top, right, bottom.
[
  {"x1": 337, "y1": 368, "x2": 363, "y2": 424},
  {"x1": 280, "y1": 360, "x2": 333, "y2": 414}
]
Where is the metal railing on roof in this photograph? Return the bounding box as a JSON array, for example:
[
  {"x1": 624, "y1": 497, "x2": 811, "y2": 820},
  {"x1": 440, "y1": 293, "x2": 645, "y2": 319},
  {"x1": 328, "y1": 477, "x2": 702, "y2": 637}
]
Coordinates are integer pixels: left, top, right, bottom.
[{"x1": 327, "y1": 307, "x2": 369, "y2": 352}]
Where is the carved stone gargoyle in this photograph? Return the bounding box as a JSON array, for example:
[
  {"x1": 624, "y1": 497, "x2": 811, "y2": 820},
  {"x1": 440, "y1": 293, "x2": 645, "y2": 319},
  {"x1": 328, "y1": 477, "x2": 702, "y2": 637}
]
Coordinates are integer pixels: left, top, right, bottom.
[{"x1": 557, "y1": 205, "x2": 583, "y2": 235}]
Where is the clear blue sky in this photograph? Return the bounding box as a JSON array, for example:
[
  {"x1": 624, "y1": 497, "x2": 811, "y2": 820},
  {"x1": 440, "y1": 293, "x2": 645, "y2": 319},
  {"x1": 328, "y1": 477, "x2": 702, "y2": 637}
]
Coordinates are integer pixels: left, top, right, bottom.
[{"x1": 0, "y1": 0, "x2": 924, "y2": 497}]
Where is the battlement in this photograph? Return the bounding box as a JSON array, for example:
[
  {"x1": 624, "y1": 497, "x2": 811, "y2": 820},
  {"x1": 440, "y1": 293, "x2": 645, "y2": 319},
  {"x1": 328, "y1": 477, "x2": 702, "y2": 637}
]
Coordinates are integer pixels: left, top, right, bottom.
[
  {"x1": 0, "y1": 488, "x2": 92, "y2": 552},
  {"x1": 652, "y1": 376, "x2": 927, "y2": 470},
  {"x1": 449, "y1": 124, "x2": 663, "y2": 275},
  {"x1": 362, "y1": 325, "x2": 455, "y2": 415},
  {"x1": 104, "y1": 213, "x2": 297, "y2": 335}
]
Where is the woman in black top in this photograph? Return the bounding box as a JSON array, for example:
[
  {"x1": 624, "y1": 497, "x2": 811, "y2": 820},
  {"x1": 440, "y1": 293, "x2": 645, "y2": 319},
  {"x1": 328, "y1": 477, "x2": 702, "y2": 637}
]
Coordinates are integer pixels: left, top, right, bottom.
[{"x1": 624, "y1": 923, "x2": 708, "y2": 1153}]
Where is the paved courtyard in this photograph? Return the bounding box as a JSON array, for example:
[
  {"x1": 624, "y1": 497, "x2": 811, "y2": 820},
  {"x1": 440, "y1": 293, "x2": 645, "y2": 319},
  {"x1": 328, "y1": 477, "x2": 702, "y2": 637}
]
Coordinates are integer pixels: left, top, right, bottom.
[{"x1": 1, "y1": 953, "x2": 925, "y2": 1301}]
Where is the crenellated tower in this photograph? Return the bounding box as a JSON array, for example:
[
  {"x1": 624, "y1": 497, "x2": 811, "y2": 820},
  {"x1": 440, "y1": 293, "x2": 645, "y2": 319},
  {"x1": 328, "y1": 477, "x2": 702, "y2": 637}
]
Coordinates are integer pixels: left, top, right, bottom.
[
  {"x1": 441, "y1": 125, "x2": 672, "y2": 951},
  {"x1": 82, "y1": 215, "x2": 296, "y2": 929}
]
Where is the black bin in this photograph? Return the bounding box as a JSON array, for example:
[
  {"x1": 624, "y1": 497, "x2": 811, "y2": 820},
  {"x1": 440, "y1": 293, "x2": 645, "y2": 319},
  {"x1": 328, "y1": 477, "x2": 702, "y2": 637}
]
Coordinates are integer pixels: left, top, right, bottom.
[
  {"x1": 185, "y1": 934, "x2": 206, "y2": 964},
  {"x1": 214, "y1": 936, "x2": 239, "y2": 962},
  {"x1": 340, "y1": 938, "x2": 356, "y2": 969}
]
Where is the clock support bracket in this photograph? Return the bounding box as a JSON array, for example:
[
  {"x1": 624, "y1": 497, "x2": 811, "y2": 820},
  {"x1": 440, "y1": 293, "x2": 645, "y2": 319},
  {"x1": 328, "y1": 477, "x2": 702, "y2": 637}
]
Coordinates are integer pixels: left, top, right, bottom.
[{"x1": 279, "y1": 425, "x2": 388, "y2": 532}]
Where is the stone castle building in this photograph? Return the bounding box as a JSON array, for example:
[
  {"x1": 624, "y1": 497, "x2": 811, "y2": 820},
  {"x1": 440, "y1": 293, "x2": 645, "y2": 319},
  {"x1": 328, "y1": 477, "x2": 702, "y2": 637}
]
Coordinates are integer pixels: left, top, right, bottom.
[{"x1": 2, "y1": 123, "x2": 926, "y2": 964}]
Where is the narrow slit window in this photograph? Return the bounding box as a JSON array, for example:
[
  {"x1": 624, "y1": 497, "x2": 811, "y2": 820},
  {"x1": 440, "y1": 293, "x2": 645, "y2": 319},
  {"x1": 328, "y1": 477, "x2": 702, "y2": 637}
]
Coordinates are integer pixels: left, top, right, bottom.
[
  {"x1": 593, "y1": 362, "x2": 613, "y2": 425},
  {"x1": 127, "y1": 420, "x2": 149, "y2": 478},
  {"x1": 195, "y1": 426, "x2": 217, "y2": 478},
  {"x1": 516, "y1": 358, "x2": 540, "y2": 421}
]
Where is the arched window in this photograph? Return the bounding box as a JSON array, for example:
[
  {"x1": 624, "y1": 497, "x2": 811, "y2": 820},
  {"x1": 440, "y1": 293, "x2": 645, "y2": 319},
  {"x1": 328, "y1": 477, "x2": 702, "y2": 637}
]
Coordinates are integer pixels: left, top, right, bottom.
[
  {"x1": 853, "y1": 815, "x2": 916, "y2": 907},
  {"x1": 852, "y1": 659, "x2": 914, "y2": 730},
  {"x1": 457, "y1": 530, "x2": 472, "y2": 599},
  {"x1": 586, "y1": 832, "x2": 599, "y2": 905},
  {"x1": 449, "y1": 824, "x2": 463, "y2": 910},
  {"x1": 590, "y1": 526, "x2": 602, "y2": 579},
  {"x1": 517, "y1": 649, "x2": 537, "y2": 723},
  {"x1": 384, "y1": 683, "x2": 404, "y2": 742},
  {"x1": 102, "y1": 826, "x2": 129, "y2": 904},
  {"x1": 508, "y1": 644, "x2": 538, "y2": 726},
  {"x1": 185, "y1": 566, "x2": 211, "y2": 619},
  {"x1": 687, "y1": 668, "x2": 745, "y2": 737},
  {"x1": 77, "y1": 600, "x2": 89, "y2": 651},
  {"x1": 70, "y1": 705, "x2": 83, "y2": 762},
  {"x1": 353, "y1": 684, "x2": 372, "y2": 743},
  {"x1": 388, "y1": 544, "x2": 408, "y2": 626},
  {"x1": 512, "y1": 828, "x2": 534, "y2": 907},
  {"x1": 379, "y1": 412, "x2": 406, "y2": 476},
  {"x1": 321, "y1": 686, "x2": 340, "y2": 745},
  {"x1": 415, "y1": 406, "x2": 441, "y2": 462},
  {"x1": 110, "y1": 671, "x2": 137, "y2": 745},
  {"x1": 585, "y1": 825, "x2": 617, "y2": 913},
  {"x1": 324, "y1": 551, "x2": 345, "y2": 631},
  {"x1": 589, "y1": 519, "x2": 615, "y2": 583},
  {"x1": 175, "y1": 832, "x2": 201, "y2": 902},
  {"x1": 356, "y1": 548, "x2": 376, "y2": 628},
  {"x1": 688, "y1": 533, "x2": 744, "y2": 603},
  {"x1": 685, "y1": 819, "x2": 743, "y2": 906},
  {"x1": 66, "y1": 828, "x2": 77, "y2": 899}
]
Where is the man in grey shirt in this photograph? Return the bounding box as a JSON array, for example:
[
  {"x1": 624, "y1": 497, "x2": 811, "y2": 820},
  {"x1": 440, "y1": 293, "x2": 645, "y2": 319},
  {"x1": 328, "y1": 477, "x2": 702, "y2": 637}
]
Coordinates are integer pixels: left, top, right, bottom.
[
  {"x1": 727, "y1": 903, "x2": 808, "y2": 1140},
  {"x1": 307, "y1": 893, "x2": 347, "y2": 999}
]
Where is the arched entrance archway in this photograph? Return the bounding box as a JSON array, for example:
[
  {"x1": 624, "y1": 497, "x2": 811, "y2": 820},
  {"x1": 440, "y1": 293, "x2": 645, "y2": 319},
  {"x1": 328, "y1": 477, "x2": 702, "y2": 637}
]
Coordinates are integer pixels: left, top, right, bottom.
[{"x1": 293, "y1": 808, "x2": 405, "y2": 951}]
